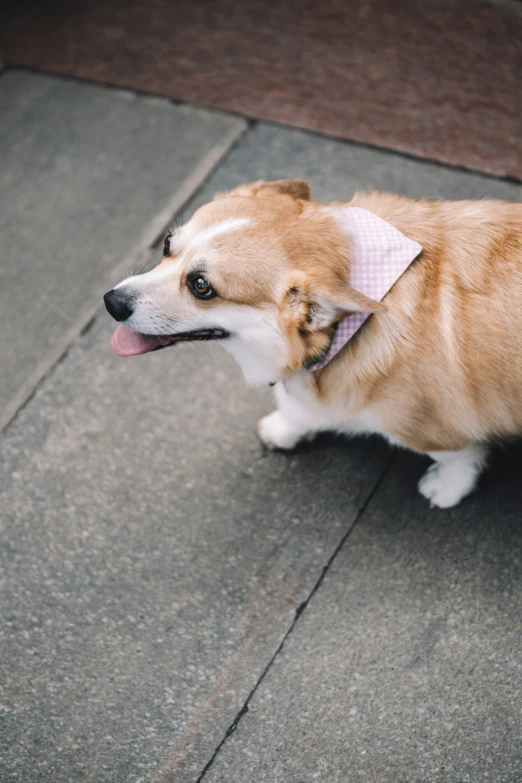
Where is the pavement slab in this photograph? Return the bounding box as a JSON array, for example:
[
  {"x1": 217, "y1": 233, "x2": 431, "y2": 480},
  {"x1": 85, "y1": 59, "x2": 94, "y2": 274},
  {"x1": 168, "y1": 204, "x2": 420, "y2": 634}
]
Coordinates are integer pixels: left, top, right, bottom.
[
  {"x1": 181, "y1": 122, "x2": 522, "y2": 212},
  {"x1": 203, "y1": 446, "x2": 522, "y2": 783},
  {"x1": 0, "y1": 318, "x2": 390, "y2": 783},
  {"x1": 1, "y1": 118, "x2": 522, "y2": 783},
  {"x1": 0, "y1": 69, "x2": 245, "y2": 430}
]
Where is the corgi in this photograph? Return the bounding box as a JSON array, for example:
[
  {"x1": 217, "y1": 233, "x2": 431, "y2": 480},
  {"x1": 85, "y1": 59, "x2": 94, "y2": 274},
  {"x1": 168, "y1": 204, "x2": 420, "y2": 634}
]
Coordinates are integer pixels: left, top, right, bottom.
[{"x1": 104, "y1": 179, "x2": 522, "y2": 508}]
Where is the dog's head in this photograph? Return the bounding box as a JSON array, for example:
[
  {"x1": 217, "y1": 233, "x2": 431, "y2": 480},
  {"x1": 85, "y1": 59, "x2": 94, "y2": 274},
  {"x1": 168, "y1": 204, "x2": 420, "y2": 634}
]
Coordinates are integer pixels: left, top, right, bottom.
[{"x1": 104, "y1": 179, "x2": 383, "y2": 385}]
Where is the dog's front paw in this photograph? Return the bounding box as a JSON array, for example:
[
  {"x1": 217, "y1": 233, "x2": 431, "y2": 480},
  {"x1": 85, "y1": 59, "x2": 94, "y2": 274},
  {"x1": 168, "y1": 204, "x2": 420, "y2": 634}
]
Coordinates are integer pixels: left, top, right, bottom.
[
  {"x1": 257, "y1": 411, "x2": 305, "y2": 451},
  {"x1": 418, "y1": 463, "x2": 472, "y2": 509}
]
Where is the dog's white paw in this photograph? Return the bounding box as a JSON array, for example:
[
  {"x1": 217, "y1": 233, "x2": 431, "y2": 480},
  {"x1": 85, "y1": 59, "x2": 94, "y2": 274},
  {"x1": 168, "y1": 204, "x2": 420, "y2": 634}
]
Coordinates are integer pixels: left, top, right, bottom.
[
  {"x1": 257, "y1": 411, "x2": 305, "y2": 450},
  {"x1": 418, "y1": 462, "x2": 476, "y2": 509}
]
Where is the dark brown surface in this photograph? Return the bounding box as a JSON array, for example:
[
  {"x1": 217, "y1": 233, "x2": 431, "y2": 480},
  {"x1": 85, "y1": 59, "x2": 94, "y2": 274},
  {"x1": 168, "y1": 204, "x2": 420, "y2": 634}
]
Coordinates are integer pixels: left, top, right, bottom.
[{"x1": 2, "y1": 0, "x2": 522, "y2": 178}]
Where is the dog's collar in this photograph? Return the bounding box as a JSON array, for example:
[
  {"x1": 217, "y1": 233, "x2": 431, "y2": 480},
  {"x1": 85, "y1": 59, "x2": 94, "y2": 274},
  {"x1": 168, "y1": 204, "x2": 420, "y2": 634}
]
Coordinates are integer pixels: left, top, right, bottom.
[{"x1": 306, "y1": 207, "x2": 422, "y2": 371}]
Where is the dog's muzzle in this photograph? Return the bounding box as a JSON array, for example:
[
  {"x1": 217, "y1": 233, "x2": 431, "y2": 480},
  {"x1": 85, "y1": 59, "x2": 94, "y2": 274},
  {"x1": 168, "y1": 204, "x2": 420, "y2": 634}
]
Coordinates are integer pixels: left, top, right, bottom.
[{"x1": 104, "y1": 289, "x2": 135, "y2": 322}]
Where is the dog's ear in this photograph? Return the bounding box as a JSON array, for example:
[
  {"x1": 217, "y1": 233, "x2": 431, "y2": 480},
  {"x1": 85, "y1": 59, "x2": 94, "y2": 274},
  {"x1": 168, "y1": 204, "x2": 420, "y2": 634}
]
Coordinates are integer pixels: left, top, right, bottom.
[
  {"x1": 280, "y1": 273, "x2": 385, "y2": 372},
  {"x1": 284, "y1": 273, "x2": 385, "y2": 331},
  {"x1": 214, "y1": 179, "x2": 311, "y2": 202},
  {"x1": 258, "y1": 179, "x2": 311, "y2": 201}
]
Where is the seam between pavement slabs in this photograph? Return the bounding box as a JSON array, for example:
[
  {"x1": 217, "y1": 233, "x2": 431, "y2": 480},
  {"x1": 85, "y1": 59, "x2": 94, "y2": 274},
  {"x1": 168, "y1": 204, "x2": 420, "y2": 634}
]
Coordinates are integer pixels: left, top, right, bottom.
[
  {"x1": 0, "y1": 115, "x2": 251, "y2": 436},
  {"x1": 3, "y1": 63, "x2": 522, "y2": 187},
  {"x1": 192, "y1": 453, "x2": 395, "y2": 783}
]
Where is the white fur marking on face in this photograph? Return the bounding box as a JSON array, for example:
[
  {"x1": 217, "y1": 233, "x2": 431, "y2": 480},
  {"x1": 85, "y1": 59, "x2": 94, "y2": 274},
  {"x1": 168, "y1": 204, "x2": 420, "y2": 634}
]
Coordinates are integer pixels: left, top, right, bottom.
[
  {"x1": 218, "y1": 303, "x2": 287, "y2": 387},
  {"x1": 181, "y1": 218, "x2": 251, "y2": 251},
  {"x1": 114, "y1": 262, "x2": 175, "y2": 291},
  {"x1": 168, "y1": 230, "x2": 181, "y2": 255},
  {"x1": 116, "y1": 219, "x2": 252, "y2": 293}
]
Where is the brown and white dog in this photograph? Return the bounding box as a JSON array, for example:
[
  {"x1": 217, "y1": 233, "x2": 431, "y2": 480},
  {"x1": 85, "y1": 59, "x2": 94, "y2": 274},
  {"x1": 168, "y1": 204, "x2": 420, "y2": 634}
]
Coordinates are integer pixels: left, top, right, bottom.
[{"x1": 104, "y1": 179, "x2": 522, "y2": 508}]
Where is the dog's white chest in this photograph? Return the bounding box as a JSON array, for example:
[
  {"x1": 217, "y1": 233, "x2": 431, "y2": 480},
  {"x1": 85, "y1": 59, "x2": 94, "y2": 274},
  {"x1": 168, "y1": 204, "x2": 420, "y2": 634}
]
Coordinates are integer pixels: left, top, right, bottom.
[{"x1": 274, "y1": 374, "x2": 389, "y2": 441}]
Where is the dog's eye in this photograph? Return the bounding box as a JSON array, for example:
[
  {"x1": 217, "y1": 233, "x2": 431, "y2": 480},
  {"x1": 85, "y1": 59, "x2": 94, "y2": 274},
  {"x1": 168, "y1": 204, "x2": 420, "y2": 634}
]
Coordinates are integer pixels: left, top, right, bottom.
[
  {"x1": 189, "y1": 275, "x2": 216, "y2": 300},
  {"x1": 163, "y1": 231, "x2": 173, "y2": 255}
]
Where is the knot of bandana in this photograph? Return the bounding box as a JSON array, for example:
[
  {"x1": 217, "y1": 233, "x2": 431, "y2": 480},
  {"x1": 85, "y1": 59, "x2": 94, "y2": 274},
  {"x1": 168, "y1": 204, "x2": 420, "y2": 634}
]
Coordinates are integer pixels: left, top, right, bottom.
[{"x1": 307, "y1": 207, "x2": 422, "y2": 371}]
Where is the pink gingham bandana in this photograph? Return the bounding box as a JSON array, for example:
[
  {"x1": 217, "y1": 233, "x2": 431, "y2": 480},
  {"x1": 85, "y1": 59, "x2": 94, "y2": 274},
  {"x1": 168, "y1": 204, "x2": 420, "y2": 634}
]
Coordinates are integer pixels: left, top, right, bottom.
[{"x1": 308, "y1": 207, "x2": 422, "y2": 371}]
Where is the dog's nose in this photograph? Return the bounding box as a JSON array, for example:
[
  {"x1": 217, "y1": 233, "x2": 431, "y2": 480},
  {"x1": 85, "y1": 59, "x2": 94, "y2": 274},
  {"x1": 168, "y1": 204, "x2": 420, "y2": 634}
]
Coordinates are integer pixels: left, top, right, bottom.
[{"x1": 104, "y1": 289, "x2": 135, "y2": 322}]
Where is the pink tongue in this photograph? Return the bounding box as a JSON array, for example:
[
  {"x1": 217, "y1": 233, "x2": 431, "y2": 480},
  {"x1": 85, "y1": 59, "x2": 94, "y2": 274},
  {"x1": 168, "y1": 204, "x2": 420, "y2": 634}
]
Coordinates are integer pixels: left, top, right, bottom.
[{"x1": 110, "y1": 324, "x2": 164, "y2": 357}]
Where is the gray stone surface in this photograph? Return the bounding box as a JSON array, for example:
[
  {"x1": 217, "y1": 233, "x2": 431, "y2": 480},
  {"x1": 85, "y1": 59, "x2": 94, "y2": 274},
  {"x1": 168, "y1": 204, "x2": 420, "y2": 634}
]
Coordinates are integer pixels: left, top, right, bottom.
[
  {"x1": 0, "y1": 316, "x2": 389, "y2": 783},
  {"x1": 182, "y1": 122, "x2": 522, "y2": 214},
  {"x1": 203, "y1": 447, "x2": 522, "y2": 783},
  {"x1": 2, "y1": 114, "x2": 522, "y2": 783},
  {"x1": 0, "y1": 69, "x2": 244, "y2": 423}
]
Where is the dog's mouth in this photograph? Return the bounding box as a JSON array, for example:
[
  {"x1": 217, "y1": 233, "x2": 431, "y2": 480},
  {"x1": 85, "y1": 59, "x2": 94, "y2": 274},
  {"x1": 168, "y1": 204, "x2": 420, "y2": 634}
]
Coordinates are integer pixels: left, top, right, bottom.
[{"x1": 110, "y1": 324, "x2": 230, "y2": 357}]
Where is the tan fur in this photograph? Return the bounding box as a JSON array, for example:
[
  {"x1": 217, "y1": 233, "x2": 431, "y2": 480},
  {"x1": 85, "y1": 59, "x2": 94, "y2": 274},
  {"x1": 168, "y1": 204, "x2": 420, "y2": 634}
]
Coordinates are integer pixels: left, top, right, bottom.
[
  {"x1": 324, "y1": 192, "x2": 522, "y2": 452},
  {"x1": 186, "y1": 180, "x2": 522, "y2": 454}
]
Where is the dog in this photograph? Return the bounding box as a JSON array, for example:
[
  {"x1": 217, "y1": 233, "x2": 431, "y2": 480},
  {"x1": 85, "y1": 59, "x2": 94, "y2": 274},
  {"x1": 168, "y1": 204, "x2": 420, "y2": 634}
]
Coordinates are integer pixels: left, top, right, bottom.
[{"x1": 104, "y1": 179, "x2": 522, "y2": 508}]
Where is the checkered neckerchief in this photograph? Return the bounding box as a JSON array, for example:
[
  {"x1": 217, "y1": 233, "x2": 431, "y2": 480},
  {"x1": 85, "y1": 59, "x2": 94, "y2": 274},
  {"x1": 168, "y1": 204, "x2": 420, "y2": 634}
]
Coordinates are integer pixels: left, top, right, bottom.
[{"x1": 308, "y1": 207, "x2": 422, "y2": 371}]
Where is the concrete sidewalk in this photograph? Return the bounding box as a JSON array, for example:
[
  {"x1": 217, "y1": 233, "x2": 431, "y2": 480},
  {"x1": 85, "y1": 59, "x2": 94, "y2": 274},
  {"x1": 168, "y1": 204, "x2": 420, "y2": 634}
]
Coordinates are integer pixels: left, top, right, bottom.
[{"x1": 1, "y1": 69, "x2": 521, "y2": 783}]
